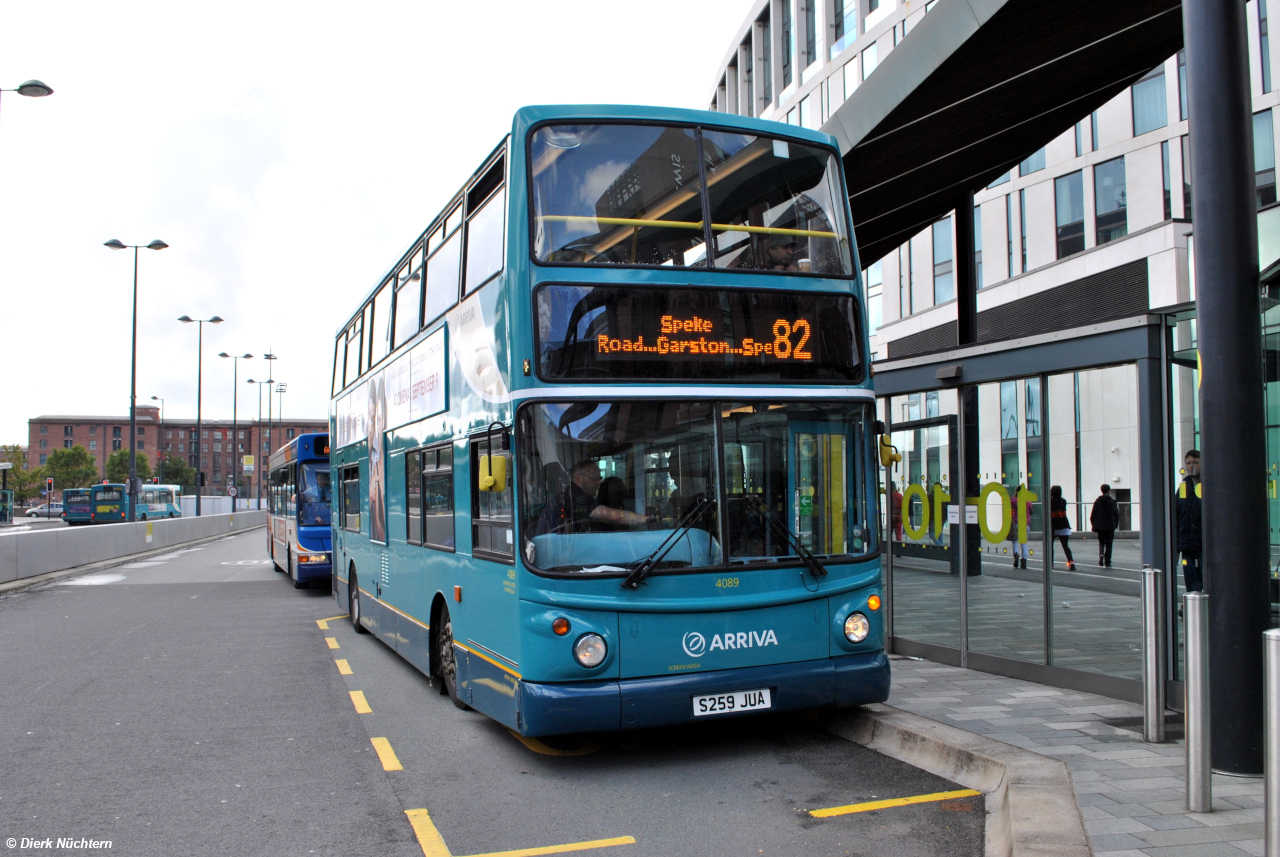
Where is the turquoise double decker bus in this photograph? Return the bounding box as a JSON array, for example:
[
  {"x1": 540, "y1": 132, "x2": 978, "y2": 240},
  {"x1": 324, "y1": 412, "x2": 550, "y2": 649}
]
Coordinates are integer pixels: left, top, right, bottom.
[{"x1": 330, "y1": 105, "x2": 886, "y2": 736}]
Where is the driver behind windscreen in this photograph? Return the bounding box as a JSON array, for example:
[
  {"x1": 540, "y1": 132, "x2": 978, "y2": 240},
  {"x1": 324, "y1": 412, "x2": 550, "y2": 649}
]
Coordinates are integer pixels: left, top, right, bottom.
[
  {"x1": 300, "y1": 471, "x2": 331, "y2": 524},
  {"x1": 536, "y1": 460, "x2": 649, "y2": 534}
]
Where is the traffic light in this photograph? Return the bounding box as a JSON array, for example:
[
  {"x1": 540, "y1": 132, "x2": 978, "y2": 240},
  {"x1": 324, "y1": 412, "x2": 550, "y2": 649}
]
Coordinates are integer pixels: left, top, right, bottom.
[
  {"x1": 46, "y1": 477, "x2": 53, "y2": 494},
  {"x1": 152, "y1": 477, "x2": 159, "y2": 484}
]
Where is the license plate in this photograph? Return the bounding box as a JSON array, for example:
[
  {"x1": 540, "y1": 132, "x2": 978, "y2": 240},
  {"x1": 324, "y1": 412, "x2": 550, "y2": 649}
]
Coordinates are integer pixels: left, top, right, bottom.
[{"x1": 692, "y1": 688, "x2": 772, "y2": 717}]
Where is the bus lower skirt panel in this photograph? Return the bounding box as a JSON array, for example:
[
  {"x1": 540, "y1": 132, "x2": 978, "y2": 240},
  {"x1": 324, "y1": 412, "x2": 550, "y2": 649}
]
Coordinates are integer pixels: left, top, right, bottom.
[{"x1": 516, "y1": 652, "x2": 890, "y2": 737}]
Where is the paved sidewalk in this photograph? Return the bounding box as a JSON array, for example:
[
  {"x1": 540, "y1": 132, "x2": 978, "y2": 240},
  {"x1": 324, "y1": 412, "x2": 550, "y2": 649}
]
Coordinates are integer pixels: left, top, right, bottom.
[{"x1": 886, "y1": 655, "x2": 1265, "y2": 856}]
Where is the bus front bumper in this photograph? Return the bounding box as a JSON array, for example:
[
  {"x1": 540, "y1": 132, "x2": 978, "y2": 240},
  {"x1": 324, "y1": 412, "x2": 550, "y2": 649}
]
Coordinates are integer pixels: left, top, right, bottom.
[
  {"x1": 295, "y1": 556, "x2": 332, "y2": 582},
  {"x1": 516, "y1": 651, "x2": 889, "y2": 737}
]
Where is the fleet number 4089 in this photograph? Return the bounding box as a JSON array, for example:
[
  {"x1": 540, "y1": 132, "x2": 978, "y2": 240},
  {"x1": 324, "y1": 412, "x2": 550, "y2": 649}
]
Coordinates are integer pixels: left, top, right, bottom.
[{"x1": 715, "y1": 577, "x2": 740, "y2": 589}]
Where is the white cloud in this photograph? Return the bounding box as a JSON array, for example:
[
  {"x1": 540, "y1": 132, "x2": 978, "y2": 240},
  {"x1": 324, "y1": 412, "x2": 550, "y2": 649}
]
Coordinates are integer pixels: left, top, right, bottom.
[{"x1": 1, "y1": 0, "x2": 753, "y2": 443}]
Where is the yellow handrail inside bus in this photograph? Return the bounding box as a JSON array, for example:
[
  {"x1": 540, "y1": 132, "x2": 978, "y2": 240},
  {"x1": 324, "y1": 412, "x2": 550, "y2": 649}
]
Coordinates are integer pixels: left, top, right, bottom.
[{"x1": 540, "y1": 214, "x2": 836, "y2": 240}]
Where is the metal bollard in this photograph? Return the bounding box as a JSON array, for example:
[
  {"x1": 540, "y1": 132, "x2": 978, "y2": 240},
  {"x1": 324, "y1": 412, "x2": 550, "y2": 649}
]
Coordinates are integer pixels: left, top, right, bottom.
[
  {"x1": 1265, "y1": 629, "x2": 1280, "y2": 855},
  {"x1": 1186, "y1": 591, "x2": 1212, "y2": 813},
  {"x1": 1142, "y1": 566, "x2": 1166, "y2": 743}
]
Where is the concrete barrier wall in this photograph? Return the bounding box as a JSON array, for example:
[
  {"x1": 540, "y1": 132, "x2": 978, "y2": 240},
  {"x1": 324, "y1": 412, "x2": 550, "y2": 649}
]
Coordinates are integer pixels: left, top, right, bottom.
[{"x1": 0, "y1": 511, "x2": 267, "y2": 585}]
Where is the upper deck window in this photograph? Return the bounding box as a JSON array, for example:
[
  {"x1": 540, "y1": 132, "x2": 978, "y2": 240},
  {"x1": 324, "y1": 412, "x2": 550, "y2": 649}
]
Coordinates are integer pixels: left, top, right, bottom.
[{"x1": 529, "y1": 123, "x2": 851, "y2": 275}]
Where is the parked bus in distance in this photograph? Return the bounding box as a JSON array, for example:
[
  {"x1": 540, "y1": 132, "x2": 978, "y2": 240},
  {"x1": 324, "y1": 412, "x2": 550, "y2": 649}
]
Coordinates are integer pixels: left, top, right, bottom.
[
  {"x1": 267, "y1": 433, "x2": 333, "y2": 588},
  {"x1": 137, "y1": 484, "x2": 182, "y2": 520},
  {"x1": 66, "y1": 483, "x2": 128, "y2": 524},
  {"x1": 330, "y1": 105, "x2": 886, "y2": 736},
  {"x1": 62, "y1": 488, "x2": 93, "y2": 525}
]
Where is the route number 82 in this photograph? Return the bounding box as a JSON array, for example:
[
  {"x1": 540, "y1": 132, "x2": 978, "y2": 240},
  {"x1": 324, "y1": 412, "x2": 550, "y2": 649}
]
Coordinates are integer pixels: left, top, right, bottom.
[{"x1": 772, "y1": 319, "x2": 813, "y2": 360}]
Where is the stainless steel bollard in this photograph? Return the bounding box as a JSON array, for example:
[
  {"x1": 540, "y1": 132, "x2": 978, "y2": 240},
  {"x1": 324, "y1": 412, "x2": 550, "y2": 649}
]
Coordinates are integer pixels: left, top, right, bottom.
[
  {"x1": 1265, "y1": 629, "x2": 1280, "y2": 855},
  {"x1": 1142, "y1": 566, "x2": 1166, "y2": 743},
  {"x1": 1186, "y1": 591, "x2": 1212, "y2": 813}
]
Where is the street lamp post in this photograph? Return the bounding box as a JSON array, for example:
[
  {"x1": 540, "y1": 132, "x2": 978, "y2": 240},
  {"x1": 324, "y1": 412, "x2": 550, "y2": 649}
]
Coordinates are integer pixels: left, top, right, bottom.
[
  {"x1": 263, "y1": 352, "x2": 278, "y2": 460},
  {"x1": 178, "y1": 315, "x2": 223, "y2": 517},
  {"x1": 219, "y1": 353, "x2": 253, "y2": 509},
  {"x1": 276, "y1": 383, "x2": 288, "y2": 446},
  {"x1": 149, "y1": 396, "x2": 164, "y2": 484},
  {"x1": 246, "y1": 378, "x2": 271, "y2": 508},
  {"x1": 105, "y1": 238, "x2": 169, "y2": 522}
]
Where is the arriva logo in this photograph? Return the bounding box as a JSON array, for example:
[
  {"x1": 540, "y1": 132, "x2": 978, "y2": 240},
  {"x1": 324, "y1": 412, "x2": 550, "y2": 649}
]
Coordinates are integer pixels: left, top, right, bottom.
[{"x1": 682, "y1": 629, "x2": 778, "y2": 657}]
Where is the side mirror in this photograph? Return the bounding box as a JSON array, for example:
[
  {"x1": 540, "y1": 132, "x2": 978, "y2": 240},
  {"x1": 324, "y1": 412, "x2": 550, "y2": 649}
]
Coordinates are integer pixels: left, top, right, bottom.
[{"x1": 478, "y1": 454, "x2": 507, "y2": 493}]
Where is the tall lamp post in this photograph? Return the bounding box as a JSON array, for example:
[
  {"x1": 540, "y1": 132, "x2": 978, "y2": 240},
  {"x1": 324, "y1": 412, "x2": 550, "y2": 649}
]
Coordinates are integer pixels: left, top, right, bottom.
[
  {"x1": 263, "y1": 352, "x2": 278, "y2": 459},
  {"x1": 0, "y1": 79, "x2": 53, "y2": 124},
  {"x1": 105, "y1": 238, "x2": 169, "y2": 522},
  {"x1": 218, "y1": 353, "x2": 252, "y2": 510},
  {"x1": 149, "y1": 396, "x2": 165, "y2": 484},
  {"x1": 178, "y1": 315, "x2": 223, "y2": 517},
  {"x1": 246, "y1": 378, "x2": 272, "y2": 508},
  {"x1": 276, "y1": 383, "x2": 288, "y2": 445}
]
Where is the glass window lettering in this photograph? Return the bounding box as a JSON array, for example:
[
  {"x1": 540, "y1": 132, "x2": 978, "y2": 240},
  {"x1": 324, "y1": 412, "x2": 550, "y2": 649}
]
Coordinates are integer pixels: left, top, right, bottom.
[
  {"x1": 536, "y1": 284, "x2": 860, "y2": 383},
  {"x1": 517, "y1": 400, "x2": 873, "y2": 575},
  {"x1": 529, "y1": 124, "x2": 850, "y2": 274}
]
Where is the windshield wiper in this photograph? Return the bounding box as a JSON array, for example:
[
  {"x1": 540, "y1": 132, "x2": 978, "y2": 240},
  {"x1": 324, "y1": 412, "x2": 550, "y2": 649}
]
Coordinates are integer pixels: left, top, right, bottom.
[
  {"x1": 621, "y1": 496, "x2": 713, "y2": 591},
  {"x1": 748, "y1": 495, "x2": 828, "y2": 579}
]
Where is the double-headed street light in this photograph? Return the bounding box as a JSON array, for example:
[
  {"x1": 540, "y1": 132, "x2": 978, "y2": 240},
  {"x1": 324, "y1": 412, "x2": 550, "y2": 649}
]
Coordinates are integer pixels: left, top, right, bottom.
[
  {"x1": 263, "y1": 352, "x2": 278, "y2": 458},
  {"x1": 149, "y1": 396, "x2": 165, "y2": 484},
  {"x1": 105, "y1": 238, "x2": 169, "y2": 522},
  {"x1": 218, "y1": 352, "x2": 253, "y2": 509},
  {"x1": 246, "y1": 377, "x2": 272, "y2": 507},
  {"x1": 178, "y1": 315, "x2": 223, "y2": 517}
]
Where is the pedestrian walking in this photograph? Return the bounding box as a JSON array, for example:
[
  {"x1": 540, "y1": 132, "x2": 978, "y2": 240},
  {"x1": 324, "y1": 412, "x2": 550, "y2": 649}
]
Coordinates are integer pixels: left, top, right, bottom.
[
  {"x1": 1050, "y1": 485, "x2": 1075, "y2": 571},
  {"x1": 890, "y1": 485, "x2": 903, "y2": 542},
  {"x1": 1089, "y1": 484, "x2": 1120, "y2": 567},
  {"x1": 1176, "y1": 449, "x2": 1203, "y2": 592}
]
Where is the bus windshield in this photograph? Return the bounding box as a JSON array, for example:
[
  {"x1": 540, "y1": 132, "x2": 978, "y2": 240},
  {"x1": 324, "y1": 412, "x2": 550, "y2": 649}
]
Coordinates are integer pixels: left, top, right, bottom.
[
  {"x1": 518, "y1": 400, "x2": 873, "y2": 574},
  {"x1": 298, "y1": 463, "x2": 332, "y2": 527},
  {"x1": 530, "y1": 123, "x2": 851, "y2": 274}
]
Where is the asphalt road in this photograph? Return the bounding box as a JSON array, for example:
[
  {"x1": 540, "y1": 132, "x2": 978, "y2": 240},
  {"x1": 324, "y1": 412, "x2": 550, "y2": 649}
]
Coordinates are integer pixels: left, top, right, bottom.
[{"x1": 0, "y1": 531, "x2": 982, "y2": 857}]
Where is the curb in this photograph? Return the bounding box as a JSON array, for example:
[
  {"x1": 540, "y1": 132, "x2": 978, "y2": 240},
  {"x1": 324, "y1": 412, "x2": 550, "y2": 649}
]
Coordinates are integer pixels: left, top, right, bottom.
[
  {"x1": 827, "y1": 703, "x2": 1090, "y2": 857},
  {"x1": 0, "y1": 524, "x2": 268, "y2": 596}
]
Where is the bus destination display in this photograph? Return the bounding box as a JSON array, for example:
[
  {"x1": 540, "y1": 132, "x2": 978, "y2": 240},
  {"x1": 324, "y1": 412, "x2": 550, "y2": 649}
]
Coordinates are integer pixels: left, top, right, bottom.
[{"x1": 537, "y1": 284, "x2": 861, "y2": 382}]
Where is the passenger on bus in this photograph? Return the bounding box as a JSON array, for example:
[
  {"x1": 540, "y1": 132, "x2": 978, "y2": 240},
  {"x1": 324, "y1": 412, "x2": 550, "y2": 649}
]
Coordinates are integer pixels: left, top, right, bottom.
[{"x1": 535, "y1": 460, "x2": 648, "y2": 534}]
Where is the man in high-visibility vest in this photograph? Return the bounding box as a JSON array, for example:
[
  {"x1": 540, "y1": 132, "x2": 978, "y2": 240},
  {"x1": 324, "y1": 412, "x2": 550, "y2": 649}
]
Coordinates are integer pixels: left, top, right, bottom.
[{"x1": 1176, "y1": 449, "x2": 1203, "y2": 592}]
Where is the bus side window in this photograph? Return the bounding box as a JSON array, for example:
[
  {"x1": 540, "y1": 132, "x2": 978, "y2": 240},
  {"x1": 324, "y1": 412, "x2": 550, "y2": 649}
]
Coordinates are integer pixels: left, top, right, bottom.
[
  {"x1": 406, "y1": 450, "x2": 422, "y2": 545},
  {"x1": 342, "y1": 464, "x2": 361, "y2": 532},
  {"x1": 471, "y1": 432, "x2": 512, "y2": 560}
]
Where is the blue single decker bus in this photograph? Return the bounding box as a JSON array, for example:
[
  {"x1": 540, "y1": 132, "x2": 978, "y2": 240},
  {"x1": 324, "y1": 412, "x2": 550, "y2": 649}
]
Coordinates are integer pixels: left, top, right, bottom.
[
  {"x1": 330, "y1": 105, "x2": 886, "y2": 736},
  {"x1": 267, "y1": 433, "x2": 332, "y2": 588}
]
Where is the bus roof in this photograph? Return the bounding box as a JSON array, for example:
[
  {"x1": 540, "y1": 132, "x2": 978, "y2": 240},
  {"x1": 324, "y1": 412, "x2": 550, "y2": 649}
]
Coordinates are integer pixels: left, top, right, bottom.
[{"x1": 268, "y1": 433, "x2": 330, "y2": 472}]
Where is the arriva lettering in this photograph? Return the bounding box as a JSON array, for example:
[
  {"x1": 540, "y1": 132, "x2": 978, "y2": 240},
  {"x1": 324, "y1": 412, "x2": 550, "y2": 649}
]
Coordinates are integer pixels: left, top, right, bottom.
[{"x1": 708, "y1": 629, "x2": 778, "y2": 651}]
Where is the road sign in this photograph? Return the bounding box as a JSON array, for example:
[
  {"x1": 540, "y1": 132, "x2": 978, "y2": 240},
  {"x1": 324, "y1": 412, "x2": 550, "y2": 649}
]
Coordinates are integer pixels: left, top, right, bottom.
[
  {"x1": 242, "y1": 455, "x2": 254, "y2": 474},
  {"x1": 227, "y1": 486, "x2": 238, "y2": 497}
]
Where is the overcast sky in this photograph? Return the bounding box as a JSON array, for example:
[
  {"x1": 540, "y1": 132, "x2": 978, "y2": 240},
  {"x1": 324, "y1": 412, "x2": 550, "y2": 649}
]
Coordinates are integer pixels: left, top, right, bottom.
[{"x1": 1, "y1": 1, "x2": 754, "y2": 445}]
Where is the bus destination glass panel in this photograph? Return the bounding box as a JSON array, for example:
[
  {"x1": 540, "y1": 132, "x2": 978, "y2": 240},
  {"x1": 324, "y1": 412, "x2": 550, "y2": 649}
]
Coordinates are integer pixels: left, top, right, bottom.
[{"x1": 536, "y1": 284, "x2": 861, "y2": 382}]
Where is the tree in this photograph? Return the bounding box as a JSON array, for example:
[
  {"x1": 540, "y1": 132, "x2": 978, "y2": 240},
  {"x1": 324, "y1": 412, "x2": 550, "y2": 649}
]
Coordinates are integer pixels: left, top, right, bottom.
[
  {"x1": 44, "y1": 446, "x2": 99, "y2": 490},
  {"x1": 0, "y1": 445, "x2": 44, "y2": 504},
  {"x1": 158, "y1": 456, "x2": 196, "y2": 492},
  {"x1": 106, "y1": 450, "x2": 152, "y2": 484}
]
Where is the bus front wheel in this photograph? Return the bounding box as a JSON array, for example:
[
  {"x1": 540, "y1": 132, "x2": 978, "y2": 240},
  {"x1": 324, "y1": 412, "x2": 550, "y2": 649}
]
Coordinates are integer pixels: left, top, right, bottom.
[
  {"x1": 434, "y1": 605, "x2": 471, "y2": 711},
  {"x1": 348, "y1": 568, "x2": 369, "y2": 634}
]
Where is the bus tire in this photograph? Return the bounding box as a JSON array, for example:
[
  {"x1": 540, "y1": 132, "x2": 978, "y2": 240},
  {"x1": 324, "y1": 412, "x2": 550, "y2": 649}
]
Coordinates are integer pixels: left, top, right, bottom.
[
  {"x1": 349, "y1": 568, "x2": 369, "y2": 634},
  {"x1": 140, "y1": 514, "x2": 147, "y2": 521},
  {"x1": 434, "y1": 604, "x2": 471, "y2": 711}
]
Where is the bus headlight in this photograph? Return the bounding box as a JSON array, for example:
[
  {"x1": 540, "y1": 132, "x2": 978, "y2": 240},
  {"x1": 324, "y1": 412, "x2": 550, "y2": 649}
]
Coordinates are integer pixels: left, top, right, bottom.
[
  {"x1": 573, "y1": 633, "x2": 607, "y2": 668},
  {"x1": 844, "y1": 613, "x2": 870, "y2": 643}
]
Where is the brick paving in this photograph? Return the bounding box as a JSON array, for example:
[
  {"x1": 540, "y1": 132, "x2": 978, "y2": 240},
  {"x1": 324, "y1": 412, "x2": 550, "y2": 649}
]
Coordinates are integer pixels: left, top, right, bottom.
[{"x1": 886, "y1": 655, "x2": 1265, "y2": 856}]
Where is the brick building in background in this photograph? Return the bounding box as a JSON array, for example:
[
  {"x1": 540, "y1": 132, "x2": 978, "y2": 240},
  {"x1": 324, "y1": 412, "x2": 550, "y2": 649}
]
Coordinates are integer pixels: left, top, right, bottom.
[{"x1": 27, "y1": 405, "x2": 327, "y2": 498}]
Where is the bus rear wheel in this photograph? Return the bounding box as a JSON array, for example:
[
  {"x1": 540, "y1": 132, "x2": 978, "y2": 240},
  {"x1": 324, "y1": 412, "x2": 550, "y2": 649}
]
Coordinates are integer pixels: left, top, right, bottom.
[
  {"x1": 348, "y1": 569, "x2": 369, "y2": 634},
  {"x1": 434, "y1": 605, "x2": 470, "y2": 711}
]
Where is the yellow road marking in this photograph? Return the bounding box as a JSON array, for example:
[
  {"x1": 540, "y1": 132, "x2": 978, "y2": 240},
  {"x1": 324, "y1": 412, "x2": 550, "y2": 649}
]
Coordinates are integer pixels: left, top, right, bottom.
[
  {"x1": 463, "y1": 836, "x2": 637, "y2": 857},
  {"x1": 809, "y1": 788, "x2": 982, "y2": 818},
  {"x1": 404, "y1": 806, "x2": 633, "y2": 857},
  {"x1": 507, "y1": 729, "x2": 600, "y2": 757},
  {"x1": 326, "y1": 637, "x2": 340, "y2": 649},
  {"x1": 371, "y1": 737, "x2": 403, "y2": 771},
  {"x1": 405, "y1": 809, "x2": 451, "y2": 857},
  {"x1": 350, "y1": 690, "x2": 372, "y2": 714},
  {"x1": 320, "y1": 614, "x2": 349, "y2": 622},
  {"x1": 335, "y1": 659, "x2": 352, "y2": 675}
]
